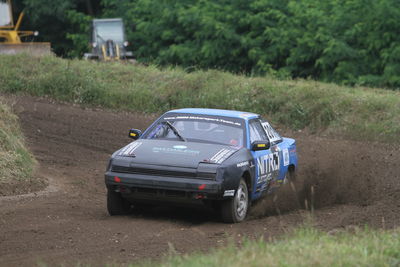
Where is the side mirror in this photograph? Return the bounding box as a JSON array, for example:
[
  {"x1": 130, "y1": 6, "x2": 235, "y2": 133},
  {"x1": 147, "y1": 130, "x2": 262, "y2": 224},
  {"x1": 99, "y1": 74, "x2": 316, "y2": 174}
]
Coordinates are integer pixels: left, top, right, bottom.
[
  {"x1": 251, "y1": 140, "x2": 270, "y2": 151},
  {"x1": 128, "y1": 129, "x2": 142, "y2": 140}
]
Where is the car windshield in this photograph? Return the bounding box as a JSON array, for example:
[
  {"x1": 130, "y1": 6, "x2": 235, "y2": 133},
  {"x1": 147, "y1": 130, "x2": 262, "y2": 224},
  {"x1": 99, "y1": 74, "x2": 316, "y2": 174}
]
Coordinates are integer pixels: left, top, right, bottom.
[
  {"x1": 143, "y1": 114, "x2": 245, "y2": 147},
  {"x1": 94, "y1": 20, "x2": 124, "y2": 43}
]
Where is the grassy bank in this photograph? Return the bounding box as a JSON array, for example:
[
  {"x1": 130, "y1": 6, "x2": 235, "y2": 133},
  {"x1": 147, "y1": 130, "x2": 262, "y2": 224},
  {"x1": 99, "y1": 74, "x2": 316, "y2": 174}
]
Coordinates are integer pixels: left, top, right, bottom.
[
  {"x1": 0, "y1": 97, "x2": 37, "y2": 195},
  {"x1": 144, "y1": 227, "x2": 400, "y2": 267},
  {"x1": 1, "y1": 54, "x2": 399, "y2": 142}
]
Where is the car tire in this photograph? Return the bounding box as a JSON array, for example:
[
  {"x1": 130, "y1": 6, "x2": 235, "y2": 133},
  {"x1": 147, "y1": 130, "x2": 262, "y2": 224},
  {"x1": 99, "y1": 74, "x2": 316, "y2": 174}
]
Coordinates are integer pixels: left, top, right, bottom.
[
  {"x1": 221, "y1": 178, "x2": 249, "y2": 223},
  {"x1": 107, "y1": 189, "x2": 131, "y2": 215}
]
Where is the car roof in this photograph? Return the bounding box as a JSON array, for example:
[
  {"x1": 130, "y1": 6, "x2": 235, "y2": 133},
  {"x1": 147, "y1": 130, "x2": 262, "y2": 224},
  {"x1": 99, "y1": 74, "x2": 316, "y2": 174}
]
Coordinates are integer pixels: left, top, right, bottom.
[{"x1": 166, "y1": 108, "x2": 259, "y2": 120}]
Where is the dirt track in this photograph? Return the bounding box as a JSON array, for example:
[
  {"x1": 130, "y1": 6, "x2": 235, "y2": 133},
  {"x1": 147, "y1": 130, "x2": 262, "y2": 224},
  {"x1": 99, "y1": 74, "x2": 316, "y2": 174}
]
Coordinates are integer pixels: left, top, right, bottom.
[{"x1": 1, "y1": 95, "x2": 399, "y2": 266}]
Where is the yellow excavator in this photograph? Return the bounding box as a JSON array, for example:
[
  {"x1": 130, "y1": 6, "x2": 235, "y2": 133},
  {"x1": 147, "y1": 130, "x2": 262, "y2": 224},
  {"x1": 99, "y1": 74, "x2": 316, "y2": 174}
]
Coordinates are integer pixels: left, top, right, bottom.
[{"x1": 0, "y1": 0, "x2": 51, "y2": 55}]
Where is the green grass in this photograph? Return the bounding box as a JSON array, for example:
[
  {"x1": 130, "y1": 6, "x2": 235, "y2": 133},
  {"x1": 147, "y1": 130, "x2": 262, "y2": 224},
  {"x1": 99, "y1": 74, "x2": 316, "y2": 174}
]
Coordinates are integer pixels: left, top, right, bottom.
[
  {"x1": 138, "y1": 227, "x2": 400, "y2": 267},
  {"x1": 1, "y1": 54, "x2": 399, "y2": 142},
  {"x1": 0, "y1": 98, "x2": 36, "y2": 187}
]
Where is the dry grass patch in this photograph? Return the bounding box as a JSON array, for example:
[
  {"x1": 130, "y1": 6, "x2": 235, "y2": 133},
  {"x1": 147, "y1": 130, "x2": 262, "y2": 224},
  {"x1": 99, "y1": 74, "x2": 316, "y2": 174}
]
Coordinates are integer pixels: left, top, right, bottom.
[{"x1": 0, "y1": 98, "x2": 39, "y2": 195}]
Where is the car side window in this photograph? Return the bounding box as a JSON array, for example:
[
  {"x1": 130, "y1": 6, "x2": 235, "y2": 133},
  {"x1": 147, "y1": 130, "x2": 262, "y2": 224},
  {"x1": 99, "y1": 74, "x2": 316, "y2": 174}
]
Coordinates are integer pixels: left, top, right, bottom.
[{"x1": 249, "y1": 120, "x2": 268, "y2": 143}]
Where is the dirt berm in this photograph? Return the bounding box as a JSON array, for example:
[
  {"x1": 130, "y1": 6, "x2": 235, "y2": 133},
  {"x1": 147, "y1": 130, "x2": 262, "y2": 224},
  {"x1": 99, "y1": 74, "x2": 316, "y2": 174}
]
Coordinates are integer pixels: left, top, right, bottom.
[{"x1": 0, "y1": 95, "x2": 399, "y2": 266}]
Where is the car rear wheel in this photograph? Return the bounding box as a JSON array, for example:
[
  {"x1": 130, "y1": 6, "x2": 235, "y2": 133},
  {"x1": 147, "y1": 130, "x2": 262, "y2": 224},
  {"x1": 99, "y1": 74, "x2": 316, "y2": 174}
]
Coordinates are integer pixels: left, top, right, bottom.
[
  {"x1": 107, "y1": 189, "x2": 131, "y2": 215},
  {"x1": 221, "y1": 178, "x2": 249, "y2": 223},
  {"x1": 288, "y1": 168, "x2": 296, "y2": 182}
]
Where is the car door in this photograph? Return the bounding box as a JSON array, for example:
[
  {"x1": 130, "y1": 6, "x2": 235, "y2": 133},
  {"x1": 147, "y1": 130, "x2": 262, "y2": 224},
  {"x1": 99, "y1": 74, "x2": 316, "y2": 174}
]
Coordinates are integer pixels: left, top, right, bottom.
[
  {"x1": 260, "y1": 119, "x2": 289, "y2": 187},
  {"x1": 248, "y1": 119, "x2": 280, "y2": 199}
]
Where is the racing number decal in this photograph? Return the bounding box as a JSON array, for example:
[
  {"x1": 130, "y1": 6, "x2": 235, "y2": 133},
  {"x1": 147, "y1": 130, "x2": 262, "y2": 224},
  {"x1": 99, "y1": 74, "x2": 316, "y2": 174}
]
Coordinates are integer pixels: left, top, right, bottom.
[{"x1": 261, "y1": 121, "x2": 281, "y2": 143}]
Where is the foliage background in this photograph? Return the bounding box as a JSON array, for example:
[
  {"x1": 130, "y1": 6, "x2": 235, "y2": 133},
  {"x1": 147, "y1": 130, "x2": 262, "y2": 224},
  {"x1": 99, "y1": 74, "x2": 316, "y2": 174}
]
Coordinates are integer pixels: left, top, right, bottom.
[{"x1": 11, "y1": 0, "x2": 400, "y2": 88}]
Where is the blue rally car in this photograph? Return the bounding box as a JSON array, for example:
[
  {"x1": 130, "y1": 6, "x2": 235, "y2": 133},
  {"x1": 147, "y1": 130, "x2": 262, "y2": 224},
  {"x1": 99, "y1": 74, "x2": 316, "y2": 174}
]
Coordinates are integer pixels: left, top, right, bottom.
[{"x1": 105, "y1": 108, "x2": 298, "y2": 223}]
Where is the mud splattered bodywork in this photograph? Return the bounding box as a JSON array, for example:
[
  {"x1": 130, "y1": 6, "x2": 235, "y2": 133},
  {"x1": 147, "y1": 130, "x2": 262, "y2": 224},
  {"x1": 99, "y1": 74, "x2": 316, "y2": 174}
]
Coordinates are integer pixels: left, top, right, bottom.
[{"x1": 105, "y1": 108, "x2": 297, "y2": 222}]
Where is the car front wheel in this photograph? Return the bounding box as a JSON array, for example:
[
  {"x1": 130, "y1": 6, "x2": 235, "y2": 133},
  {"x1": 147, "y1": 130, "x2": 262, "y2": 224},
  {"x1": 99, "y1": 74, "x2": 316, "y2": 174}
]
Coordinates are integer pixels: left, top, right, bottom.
[
  {"x1": 221, "y1": 178, "x2": 249, "y2": 223},
  {"x1": 107, "y1": 189, "x2": 131, "y2": 215}
]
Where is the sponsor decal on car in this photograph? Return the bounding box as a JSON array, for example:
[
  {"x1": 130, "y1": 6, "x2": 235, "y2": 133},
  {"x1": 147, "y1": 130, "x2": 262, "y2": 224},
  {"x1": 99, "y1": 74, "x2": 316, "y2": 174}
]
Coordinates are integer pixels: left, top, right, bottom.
[
  {"x1": 152, "y1": 146, "x2": 200, "y2": 155},
  {"x1": 163, "y1": 116, "x2": 241, "y2": 126},
  {"x1": 257, "y1": 152, "x2": 280, "y2": 184},
  {"x1": 173, "y1": 145, "x2": 187, "y2": 149},
  {"x1": 223, "y1": 190, "x2": 235, "y2": 197},
  {"x1": 283, "y1": 148, "x2": 290, "y2": 166},
  {"x1": 236, "y1": 161, "x2": 249, "y2": 168}
]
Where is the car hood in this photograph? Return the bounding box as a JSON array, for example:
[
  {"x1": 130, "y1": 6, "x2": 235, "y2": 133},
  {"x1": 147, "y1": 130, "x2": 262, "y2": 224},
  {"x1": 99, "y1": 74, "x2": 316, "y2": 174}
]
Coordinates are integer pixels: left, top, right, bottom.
[{"x1": 113, "y1": 139, "x2": 239, "y2": 168}]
